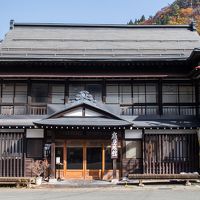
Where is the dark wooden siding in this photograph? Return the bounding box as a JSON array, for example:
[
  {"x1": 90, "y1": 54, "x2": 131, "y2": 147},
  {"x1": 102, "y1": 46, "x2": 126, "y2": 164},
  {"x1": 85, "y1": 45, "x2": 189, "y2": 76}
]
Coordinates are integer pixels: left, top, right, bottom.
[
  {"x1": 122, "y1": 158, "x2": 143, "y2": 176},
  {"x1": 24, "y1": 158, "x2": 33, "y2": 177},
  {"x1": 143, "y1": 133, "x2": 199, "y2": 174},
  {"x1": 0, "y1": 132, "x2": 24, "y2": 177}
]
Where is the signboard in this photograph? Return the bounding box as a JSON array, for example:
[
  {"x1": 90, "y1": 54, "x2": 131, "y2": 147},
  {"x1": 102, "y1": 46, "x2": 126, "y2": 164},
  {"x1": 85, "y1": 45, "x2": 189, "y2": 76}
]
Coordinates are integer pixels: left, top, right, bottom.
[
  {"x1": 56, "y1": 157, "x2": 60, "y2": 164},
  {"x1": 26, "y1": 129, "x2": 44, "y2": 138},
  {"x1": 111, "y1": 132, "x2": 118, "y2": 159}
]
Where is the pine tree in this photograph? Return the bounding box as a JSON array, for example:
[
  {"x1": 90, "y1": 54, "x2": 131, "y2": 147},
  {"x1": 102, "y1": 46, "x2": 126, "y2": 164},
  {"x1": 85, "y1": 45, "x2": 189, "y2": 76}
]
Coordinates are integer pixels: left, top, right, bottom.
[
  {"x1": 127, "y1": 19, "x2": 134, "y2": 25},
  {"x1": 140, "y1": 15, "x2": 146, "y2": 22}
]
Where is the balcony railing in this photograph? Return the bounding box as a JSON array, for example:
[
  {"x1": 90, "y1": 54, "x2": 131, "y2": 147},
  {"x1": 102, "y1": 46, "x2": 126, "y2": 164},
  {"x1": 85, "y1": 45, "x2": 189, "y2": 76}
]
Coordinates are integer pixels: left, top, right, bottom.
[
  {"x1": 0, "y1": 105, "x2": 47, "y2": 115},
  {"x1": 1, "y1": 106, "x2": 14, "y2": 115},
  {"x1": 121, "y1": 106, "x2": 158, "y2": 115},
  {"x1": 121, "y1": 105, "x2": 197, "y2": 116},
  {"x1": 163, "y1": 106, "x2": 196, "y2": 116},
  {"x1": 28, "y1": 106, "x2": 47, "y2": 115},
  {"x1": 0, "y1": 104, "x2": 197, "y2": 116}
]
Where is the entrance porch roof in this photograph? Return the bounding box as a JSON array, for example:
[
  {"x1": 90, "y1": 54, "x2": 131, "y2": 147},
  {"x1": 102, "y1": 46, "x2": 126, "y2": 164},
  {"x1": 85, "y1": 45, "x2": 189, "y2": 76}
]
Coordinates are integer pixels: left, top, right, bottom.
[{"x1": 34, "y1": 91, "x2": 133, "y2": 128}]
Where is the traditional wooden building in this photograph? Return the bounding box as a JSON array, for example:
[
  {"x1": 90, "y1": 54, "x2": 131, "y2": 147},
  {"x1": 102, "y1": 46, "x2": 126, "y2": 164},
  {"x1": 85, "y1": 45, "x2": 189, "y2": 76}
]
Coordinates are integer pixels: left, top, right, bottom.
[{"x1": 0, "y1": 21, "x2": 200, "y2": 181}]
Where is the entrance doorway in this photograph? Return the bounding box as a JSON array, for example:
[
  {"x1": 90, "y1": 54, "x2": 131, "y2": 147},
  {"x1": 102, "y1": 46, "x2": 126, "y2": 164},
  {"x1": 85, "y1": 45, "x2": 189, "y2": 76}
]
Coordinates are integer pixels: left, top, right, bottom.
[{"x1": 55, "y1": 140, "x2": 121, "y2": 180}]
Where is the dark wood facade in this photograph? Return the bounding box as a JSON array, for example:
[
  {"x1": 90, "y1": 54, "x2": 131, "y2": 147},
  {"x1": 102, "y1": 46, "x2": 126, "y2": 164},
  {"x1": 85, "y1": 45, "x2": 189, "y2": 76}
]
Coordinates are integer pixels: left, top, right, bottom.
[
  {"x1": 0, "y1": 131, "x2": 25, "y2": 177},
  {"x1": 143, "y1": 133, "x2": 199, "y2": 174},
  {"x1": 0, "y1": 22, "x2": 200, "y2": 180}
]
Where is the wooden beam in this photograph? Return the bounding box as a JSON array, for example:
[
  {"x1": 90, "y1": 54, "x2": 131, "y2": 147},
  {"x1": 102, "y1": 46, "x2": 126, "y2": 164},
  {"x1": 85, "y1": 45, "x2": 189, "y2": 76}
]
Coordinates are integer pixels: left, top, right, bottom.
[
  {"x1": 195, "y1": 80, "x2": 199, "y2": 117},
  {"x1": 112, "y1": 159, "x2": 117, "y2": 179},
  {"x1": 64, "y1": 79, "x2": 69, "y2": 104},
  {"x1": 83, "y1": 142, "x2": 86, "y2": 180},
  {"x1": 63, "y1": 141, "x2": 67, "y2": 178},
  {"x1": 158, "y1": 79, "x2": 163, "y2": 115},
  {"x1": 102, "y1": 79, "x2": 106, "y2": 103},
  {"x1": 50, "y1": 132, "x2": 56, "y2": 179},
  {"x1": 102, "y1": 143, "x2": 105, "y2": 179}
]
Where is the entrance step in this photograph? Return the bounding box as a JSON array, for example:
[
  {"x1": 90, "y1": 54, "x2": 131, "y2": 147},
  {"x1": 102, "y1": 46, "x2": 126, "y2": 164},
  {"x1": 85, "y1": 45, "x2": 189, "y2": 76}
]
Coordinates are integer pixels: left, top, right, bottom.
[{"x1": 40, "y1": 180, "x2": 118, "y2": 188}]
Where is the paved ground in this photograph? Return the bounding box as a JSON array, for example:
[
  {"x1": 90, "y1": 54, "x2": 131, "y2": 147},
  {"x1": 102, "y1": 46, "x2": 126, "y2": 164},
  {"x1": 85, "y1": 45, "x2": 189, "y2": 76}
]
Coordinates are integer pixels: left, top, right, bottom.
[{"x1": 0, "y1": 185, "x2": 200, "y2": 200}]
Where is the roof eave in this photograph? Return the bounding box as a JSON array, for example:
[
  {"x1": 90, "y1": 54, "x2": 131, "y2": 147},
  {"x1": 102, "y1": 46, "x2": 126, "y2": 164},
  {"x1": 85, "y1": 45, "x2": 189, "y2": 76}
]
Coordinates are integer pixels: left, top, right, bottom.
[{"x1": 0, "y1": 56, "x2": 189, "y2": 62}]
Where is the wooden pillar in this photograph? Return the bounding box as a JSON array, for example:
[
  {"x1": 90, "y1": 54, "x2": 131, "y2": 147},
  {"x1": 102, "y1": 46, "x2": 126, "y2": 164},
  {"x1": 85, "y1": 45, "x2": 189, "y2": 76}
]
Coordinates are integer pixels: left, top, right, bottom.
[
  {"x1": 102, "y1": 79, "x2": 106, "y2": 103},
  {"x1": 0, "y1": 133, "x2": 2, "y2": 177},
  {"x1": 195, "y1": 80, "x2": 199, "y2": 117},
  {"x1": 131, "y1": 78, "x2": 134, "y2": 115},
  {"x1": 0, "y1": 78, "x2": 2, "y2": 104},
  {"x1": 50, "y1": 131, "x2": 56, "y2": 179},
  {"x1": 27, "y1": 79, "x2": 31, "y2": 114},
  {"x1": 64, "y1": 79, "x2": 69, "y2": 104},
  {"x1": 142, "y1": 129, "x2": 145, "y2": 174},
  {"x1": 102, "y1": 144, "x2": 105, "y2": 180},
  {"x1": 113, "y1": 159, "x2": 117, "y2": 179},
  {"x1": 63, "y1": 141, "x2": 67, "y2": 178},
  {"x1": 121, "y1": 138, "x2": 126, "y2": 177},
  {"x1": 158, "y1": 79, "x2": 163, "y2": 116},
  {"x1": 111, "y1": 132, "x2": 118, "y2": 180},
  {"x1": 83, "y1": 142, "x2": 86, "y2": 179},
  {"x1": 23, "y1": 132, "x2": 27, "y2": 177}
]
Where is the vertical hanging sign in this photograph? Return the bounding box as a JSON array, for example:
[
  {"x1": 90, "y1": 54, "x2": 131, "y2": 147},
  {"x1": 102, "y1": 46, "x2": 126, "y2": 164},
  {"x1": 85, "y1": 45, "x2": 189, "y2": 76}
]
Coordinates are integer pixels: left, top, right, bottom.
[{"x1": 111, "y1": 132, "x2": 118, "y2": 159}]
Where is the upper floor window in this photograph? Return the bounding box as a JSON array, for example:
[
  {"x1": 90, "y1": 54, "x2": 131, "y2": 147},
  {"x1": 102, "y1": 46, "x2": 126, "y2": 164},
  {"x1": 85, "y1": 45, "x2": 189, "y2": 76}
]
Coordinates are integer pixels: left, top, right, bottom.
[
  {"x1": 15, "y1": 84, "x2": 28, "y2": 103},
  {"x1": 32, "y1": 83, "x2": 65, "y2": 104},
  {"x1": 179, "y1": 85, "x2": 195, "y2": 103},
  {"x1": 162, "y1": 84, "x2": 195, "y2": 103},
  {"x1": 106, "y1": 83, "x2": 157, "y2": 104},
  {"x1": 2, "y1": 84, "x2": 14, "y2": 103},
  {"x1": 49, "y1": 84, "x2": 65, "y2": 104},
  {"x1": 2, "y1": 83, "x2": 27, "y2": 103},
  {"x1": 31, "y1": 83, "x2": 48, "y2": 103},
  {"x1": 133, "y1": 84, "x2": 157, "y2": 103},
  {"x1": 106, "y1": 84, "x2": 131, "y2": 104}
]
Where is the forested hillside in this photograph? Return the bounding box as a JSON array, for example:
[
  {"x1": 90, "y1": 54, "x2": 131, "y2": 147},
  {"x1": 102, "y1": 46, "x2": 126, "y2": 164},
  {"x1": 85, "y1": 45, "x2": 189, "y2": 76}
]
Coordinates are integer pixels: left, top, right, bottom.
[{"x1": 128, "y1": 0, "x2": 200, "y2": 33}]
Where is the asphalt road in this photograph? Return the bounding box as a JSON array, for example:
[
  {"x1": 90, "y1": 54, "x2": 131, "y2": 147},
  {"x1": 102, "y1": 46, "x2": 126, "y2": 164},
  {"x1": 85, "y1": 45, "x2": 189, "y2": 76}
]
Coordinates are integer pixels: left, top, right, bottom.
[{"x1": 0, "y1": 186, "x2": 200, "y2": 200}]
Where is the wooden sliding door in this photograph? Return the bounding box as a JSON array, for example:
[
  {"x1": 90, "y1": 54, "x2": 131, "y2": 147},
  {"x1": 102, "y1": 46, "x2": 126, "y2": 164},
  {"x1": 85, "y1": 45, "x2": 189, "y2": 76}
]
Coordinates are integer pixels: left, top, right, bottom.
[{"x1": 55, "y1": 140, "x2": 121, "y2": 180}]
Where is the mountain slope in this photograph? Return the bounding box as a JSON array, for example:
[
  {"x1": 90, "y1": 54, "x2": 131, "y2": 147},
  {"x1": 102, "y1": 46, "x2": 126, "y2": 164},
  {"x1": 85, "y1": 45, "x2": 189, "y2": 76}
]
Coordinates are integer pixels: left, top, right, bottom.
[{"x1": 129, "y1": 0, "x2": 200, "y2": 33}]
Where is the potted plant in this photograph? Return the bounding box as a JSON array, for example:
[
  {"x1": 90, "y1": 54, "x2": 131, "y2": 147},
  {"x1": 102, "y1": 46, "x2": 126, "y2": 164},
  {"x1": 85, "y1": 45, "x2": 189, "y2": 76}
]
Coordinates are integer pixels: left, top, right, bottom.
[{"x1": 31, "y1": 160, "x2": 48, "y2": 185}]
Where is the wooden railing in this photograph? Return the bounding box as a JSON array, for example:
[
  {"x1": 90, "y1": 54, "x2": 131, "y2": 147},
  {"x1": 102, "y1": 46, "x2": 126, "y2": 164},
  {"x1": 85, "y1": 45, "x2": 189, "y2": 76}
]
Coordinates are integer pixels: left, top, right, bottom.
[
  {"x1": 144, "y1": 134, "x2": 199, "y2": 175},
  {"x1": 28, "y1": 106, "x2": 47, "y2": 115},
  {"x1": 121, "y1": 106, "x2": 158, "y2": 115},
  {"x1": 143, "y1": 161, "x2": 195, "y2": 175},
  {"x1": 121, "y1": 105, "x2": 196, "y2": 116},
  {"x1": 1, "y1": 106, "x2": 13, "y2": 115},
  {"x1": 163, "y1": 106, "x2": 196, "y2": 116}
]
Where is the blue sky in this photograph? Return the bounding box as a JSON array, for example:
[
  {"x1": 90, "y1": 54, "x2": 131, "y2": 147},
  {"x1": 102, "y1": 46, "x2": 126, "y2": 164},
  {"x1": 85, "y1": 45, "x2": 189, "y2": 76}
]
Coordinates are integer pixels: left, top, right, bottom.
[{"x1": 0, "y1": 0, "x2": 174, "y2": 39}]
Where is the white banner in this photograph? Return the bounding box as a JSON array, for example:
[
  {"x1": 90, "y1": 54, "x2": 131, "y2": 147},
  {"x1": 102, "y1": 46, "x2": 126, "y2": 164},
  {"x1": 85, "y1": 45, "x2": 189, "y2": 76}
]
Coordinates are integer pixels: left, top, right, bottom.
[{"x1": 111, "y1": 132, "x2": 118, "y2": 159}]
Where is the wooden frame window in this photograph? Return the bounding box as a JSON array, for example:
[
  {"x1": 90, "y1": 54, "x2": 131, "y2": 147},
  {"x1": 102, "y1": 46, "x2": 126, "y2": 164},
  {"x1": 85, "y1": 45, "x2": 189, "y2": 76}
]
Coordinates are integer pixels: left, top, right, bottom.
[
  {"x1": 0, "y1": 82, "x2": 28, "y2": 115},
  {"x1": 125, "y1": 140, "x2": 142, "y2": 159},
  {"x1": 162, "y1": 83, "x2": 196, "y2": 115},
  {"x1": 26, "y1": 139, "x2": 43, "y2": 158},
  {"x1": 49, "y1": 84, "x2": 65, "y2": 104},
  {"x1": 31, "y1": 83, "x2": 48, "y2": 103},
  {"x1": 106, "y1": 84, "x2": 132, "y2": 104}
]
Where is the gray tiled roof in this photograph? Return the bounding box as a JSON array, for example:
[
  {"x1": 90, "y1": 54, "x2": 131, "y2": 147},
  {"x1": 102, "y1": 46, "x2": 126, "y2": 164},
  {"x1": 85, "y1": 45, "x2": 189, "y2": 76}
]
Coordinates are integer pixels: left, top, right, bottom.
[
  {"x1": 132, "y1": 120, "x2": 200, "y2": 128},
  {"x1": 0, "y1": 23, "x2": 200, "y2": 61},
  {"x1": 0, "y1": 115, "x2": 199, "y2": 128},
  {"x1": 0, "y1": 115, "x2": 44, "y2": 126},
  {"x1": 34, "y1": 117, "x2": 131, "y2": 127},
  {"x1": 0, "y1": 119, "x2": 39, "y2": 126},
  {"x1": 47, "y1": 100, "x2": 121, "y2": 119},
  {"x1": 39, "y1": 99, "x2": 131, "y2": 127}
]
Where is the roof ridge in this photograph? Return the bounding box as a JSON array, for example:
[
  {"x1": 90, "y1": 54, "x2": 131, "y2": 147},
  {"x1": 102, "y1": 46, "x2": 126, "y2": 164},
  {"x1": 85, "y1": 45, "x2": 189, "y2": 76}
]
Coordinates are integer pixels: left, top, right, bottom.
[{"x1": 12, "y1": 22, "x2": 192, "y2": 29}]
